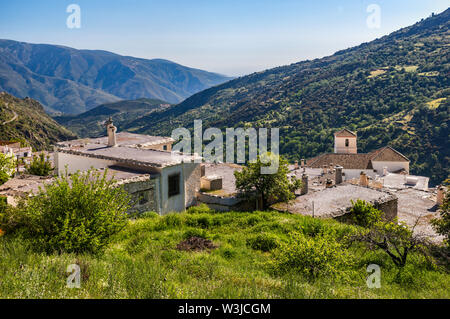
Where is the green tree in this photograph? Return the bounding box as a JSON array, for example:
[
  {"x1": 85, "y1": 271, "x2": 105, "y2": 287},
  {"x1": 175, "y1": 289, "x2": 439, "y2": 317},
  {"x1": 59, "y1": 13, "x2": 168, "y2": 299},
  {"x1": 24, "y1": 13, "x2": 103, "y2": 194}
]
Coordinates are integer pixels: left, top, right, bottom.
[
  {"x1": 234, "y1": 153, "x2": 301, "y2": 210},
  {"x1": 0, "y1": 152, "x2": 16, "y2": 185},
  {"x1": 0, "y1": 169, "x2": 131, "y2": 254},
  {"x1": 26, "y1": 152, "x2": 53, "y2": 176}
]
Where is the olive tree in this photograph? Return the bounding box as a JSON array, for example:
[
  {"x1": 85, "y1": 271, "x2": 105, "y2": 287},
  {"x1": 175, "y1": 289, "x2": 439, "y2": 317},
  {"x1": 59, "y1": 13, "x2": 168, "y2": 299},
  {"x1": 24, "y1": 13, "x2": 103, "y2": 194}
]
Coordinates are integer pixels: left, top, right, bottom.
[{"x1": 234, "y1": 153, "x2": 301, "y2": 210}]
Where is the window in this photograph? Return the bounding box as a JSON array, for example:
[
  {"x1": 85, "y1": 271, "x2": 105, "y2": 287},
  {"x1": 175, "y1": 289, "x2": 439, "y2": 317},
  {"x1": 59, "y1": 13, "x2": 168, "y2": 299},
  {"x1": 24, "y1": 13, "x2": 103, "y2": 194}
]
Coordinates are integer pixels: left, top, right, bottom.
[
  {"x1": 168, "y1": 173, "x2": 180, "y2": 197},
  {"x1": 345, "y1": 139, "x2": 349, "y2": 147},
  {"x1": 163, "y1": 145, "x2": 168, "y2": 151}
]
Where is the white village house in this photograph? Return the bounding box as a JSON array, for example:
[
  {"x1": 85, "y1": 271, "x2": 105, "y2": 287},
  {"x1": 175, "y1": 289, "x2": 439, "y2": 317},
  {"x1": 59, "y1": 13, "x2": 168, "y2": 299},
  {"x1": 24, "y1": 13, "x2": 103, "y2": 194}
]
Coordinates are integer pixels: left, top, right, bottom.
[{"x1": 53, "y1": 118, "x2": 202, "y2": 215}]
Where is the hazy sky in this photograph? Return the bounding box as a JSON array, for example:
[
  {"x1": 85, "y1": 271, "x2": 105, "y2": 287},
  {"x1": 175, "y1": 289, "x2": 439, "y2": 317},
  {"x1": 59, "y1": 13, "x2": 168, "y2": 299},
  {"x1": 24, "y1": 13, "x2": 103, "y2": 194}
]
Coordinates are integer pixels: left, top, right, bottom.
[{"x1": 0, "y1": 0, "x2": 448, "y2": 76}]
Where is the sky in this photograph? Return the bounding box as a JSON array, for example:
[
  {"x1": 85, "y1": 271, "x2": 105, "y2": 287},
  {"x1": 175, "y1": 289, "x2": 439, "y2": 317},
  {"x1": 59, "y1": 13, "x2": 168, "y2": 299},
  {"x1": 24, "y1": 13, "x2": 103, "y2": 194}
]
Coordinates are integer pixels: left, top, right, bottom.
[{"x1": 0, "y1": 0, "x2": 448, "y2": 76}]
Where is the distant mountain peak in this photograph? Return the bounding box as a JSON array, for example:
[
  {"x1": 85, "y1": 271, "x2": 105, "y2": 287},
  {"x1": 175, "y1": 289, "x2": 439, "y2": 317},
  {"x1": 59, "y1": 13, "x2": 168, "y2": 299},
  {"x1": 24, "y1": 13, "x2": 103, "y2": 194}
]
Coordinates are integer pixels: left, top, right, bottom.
[{"x1": 0, "y1": 39, "x2": 233, "y2": 114}]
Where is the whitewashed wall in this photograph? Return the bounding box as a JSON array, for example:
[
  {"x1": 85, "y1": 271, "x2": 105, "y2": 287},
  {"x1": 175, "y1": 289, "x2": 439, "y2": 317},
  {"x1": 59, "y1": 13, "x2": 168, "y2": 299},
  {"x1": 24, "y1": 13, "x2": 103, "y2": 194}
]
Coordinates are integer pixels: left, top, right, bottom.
[
  {"x1": 371, "y1": 161, "x2": 409, "y2": 175},
  {"x1": 55, "y1": 152, "x2": 116, "y2": 175}
]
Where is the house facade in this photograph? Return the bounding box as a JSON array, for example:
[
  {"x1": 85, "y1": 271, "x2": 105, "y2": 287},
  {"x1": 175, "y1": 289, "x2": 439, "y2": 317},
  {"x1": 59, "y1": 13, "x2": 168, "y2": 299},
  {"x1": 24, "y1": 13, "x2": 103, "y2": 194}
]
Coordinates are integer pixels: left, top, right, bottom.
[{"x1": 54, "y1": 120, "x2": 201, "y2": 215}]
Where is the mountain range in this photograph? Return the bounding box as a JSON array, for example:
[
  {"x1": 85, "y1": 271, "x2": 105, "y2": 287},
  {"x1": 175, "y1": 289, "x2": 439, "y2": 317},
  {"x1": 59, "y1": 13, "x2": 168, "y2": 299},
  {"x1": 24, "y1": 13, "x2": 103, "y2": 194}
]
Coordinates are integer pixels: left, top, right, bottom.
[
  {"x1": 0, "y1": 39, "x2": 232, "y2": 114},
  {"x1": 121, "y1": 9, "x2": 449, "y2": 185},
  {"x1": 54, "y1": 98, "x2": 171, "y2": 138}
]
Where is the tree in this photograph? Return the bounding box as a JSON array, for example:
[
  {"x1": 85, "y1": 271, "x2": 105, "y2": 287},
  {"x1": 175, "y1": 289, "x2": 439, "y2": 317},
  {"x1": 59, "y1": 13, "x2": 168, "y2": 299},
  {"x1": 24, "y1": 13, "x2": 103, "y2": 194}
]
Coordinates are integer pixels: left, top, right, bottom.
[
  {"x1": 431, "y1": 179, "x2": 450, "y2": 248},
  {"x1": 234, "y1": 153, "x2": 301, "y2": 210},
  {"x1": 0, "y1": 169, "x2": 131, "y2": 254},
  {"x1": 349, "y1": 218, "x2": 431, "y2": 268},
  {"x1": 26, "y1": 152, "x2": 53, "y2": 176},
  {"x1": 0, "y1": 152, "x2": 16, "y2": 185}
]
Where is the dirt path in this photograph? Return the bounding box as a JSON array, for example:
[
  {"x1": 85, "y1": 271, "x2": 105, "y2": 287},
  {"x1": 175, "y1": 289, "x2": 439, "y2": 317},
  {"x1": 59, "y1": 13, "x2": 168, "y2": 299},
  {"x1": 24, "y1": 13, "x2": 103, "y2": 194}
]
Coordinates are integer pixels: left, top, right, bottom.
[{"x1": 1, "y1": 103, "x2": 18, "y2": 125}]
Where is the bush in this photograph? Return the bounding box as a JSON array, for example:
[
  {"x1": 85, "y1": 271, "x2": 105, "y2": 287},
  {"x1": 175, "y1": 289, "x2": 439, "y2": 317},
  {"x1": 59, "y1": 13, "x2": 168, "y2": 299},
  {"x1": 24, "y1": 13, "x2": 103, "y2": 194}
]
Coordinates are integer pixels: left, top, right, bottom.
[
  {"x1": 273, "y1": 232, "x2": 354, "y2": 279},
  {"x1": 349, "y1": 199, "x2": 384, "y2": 228},
  {"x1": 247, "y1": 233, "x2": 279, "y2": 252},
  {"x1": 0, "y1": 152, "x2": 16, "y2": 185},
  {"x1": 25, "y1": 153, "x2": 53, "y2": 176},
  {"x1": 187, "y1": 203, "x2": 213, "y2": 214},
  {"x1": 186, "y1": 214, "x2": 212, "y2": 229},
  {"x1": 0, "y1": 169, "x2": 131, "y2": 254},
  {"x1": 183, "y1": 228, "x2": 208, "y2": 239}
]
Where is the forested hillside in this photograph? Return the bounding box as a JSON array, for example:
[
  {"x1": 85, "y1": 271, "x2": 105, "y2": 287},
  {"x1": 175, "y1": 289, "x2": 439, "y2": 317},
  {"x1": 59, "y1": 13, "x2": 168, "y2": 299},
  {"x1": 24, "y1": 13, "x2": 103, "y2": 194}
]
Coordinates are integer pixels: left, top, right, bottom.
[
  {"x1": 0, "y1": 92, "x2": 77, "y2": 149},
  {"x1": 125, "y1": 9, "x2": 449, "y2": 185}
]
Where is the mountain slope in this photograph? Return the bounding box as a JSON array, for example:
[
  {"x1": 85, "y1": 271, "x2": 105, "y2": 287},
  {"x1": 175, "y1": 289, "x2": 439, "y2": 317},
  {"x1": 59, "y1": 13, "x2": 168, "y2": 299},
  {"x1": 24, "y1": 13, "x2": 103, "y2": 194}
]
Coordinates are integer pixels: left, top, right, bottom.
[
  {"x1": 0, "y1": 40, "x2": 232, "y2": 114},
  {"x1": 55, "y1": 98, "x2": 171, "y2": 138},
  {"x1": 0, "y1": 92, "x2": 77, "y2": 149},
  {"x1": 125, "y1": 9, "x2": 450, "y2": 185}
]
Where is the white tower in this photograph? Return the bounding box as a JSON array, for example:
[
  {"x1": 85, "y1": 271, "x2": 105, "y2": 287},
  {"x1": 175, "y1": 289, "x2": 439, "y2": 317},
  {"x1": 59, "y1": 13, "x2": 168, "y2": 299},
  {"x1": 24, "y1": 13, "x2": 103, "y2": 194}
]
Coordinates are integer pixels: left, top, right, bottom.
[{"x1": 334, "y1": 129, "x2": 357, "y2": 154}]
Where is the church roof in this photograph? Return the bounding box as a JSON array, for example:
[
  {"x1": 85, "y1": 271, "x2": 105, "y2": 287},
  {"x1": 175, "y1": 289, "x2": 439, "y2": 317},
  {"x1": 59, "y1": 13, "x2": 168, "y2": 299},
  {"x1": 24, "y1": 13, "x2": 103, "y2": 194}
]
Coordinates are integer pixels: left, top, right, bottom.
[
  {"x1": 334, "y1": 129, "x2": 357, "y2": 137},
  {"x1": 307, "y1": 146, "x2": 409, "y2": 170}
]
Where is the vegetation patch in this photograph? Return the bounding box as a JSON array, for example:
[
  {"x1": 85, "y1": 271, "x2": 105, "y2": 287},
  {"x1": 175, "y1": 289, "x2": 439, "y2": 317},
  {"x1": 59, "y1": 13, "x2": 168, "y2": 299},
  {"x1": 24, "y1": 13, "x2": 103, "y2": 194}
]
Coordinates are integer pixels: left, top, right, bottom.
[{"x1": 176, "y1": 237, "x2": 217, "y2": 252}]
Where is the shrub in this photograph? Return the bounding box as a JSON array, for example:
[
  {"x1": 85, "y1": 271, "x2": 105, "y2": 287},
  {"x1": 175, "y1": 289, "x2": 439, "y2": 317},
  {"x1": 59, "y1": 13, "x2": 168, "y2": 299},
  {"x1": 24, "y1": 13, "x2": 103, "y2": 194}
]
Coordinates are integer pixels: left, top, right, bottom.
[
  {"x1": 273, "y1": 232, "x2": 354, "y2": 279},
  {"x1": 186, "y1": 214, "x2": 212, "y2": 229},
  {"x1": 25, "y1": 153, "x2": 53, "y2": 176},
  {"x1": 0, "y1": 152, "x2": 16, "y2": 185},
  {"x1": 187, "y1": 203, "x2": 213, "y2": 214},
  {"x1": 183, "y1": 228, "x2": 208, "y2": 239},
  {"x1": 0, "y1": 171, "x2": 9, "y2": 185},
  {"x1": 247, "y1": 233, "x2": 279, "y2": 252},
  {"x1": 1, "y1": 169, "x2": 131, "y2": 254},
  {"x1": 349, "y1": 199, "x2": 384, "y2": 228}
]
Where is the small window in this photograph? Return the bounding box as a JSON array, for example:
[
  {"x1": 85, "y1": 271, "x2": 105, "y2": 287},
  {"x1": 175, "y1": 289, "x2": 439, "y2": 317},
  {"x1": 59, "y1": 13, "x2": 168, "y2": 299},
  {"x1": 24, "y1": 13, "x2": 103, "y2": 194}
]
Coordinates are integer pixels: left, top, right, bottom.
[
  {"x1": 345, "y1": 139, "x2": 349, "y2": 147},
  {"x1": 168, "y1": 173, "x2": 180, "y2": 197},
  {"x1": 163, "y1": 145, "x2": 168, "y2": 151}
]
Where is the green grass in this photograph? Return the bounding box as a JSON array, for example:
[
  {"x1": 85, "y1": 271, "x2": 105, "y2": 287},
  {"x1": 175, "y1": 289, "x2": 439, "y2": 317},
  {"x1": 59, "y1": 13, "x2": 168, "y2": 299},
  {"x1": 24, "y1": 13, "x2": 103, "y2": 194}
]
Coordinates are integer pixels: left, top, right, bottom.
[{"x1": 0, "y1": 208, "x2": 449, "y2": 299}]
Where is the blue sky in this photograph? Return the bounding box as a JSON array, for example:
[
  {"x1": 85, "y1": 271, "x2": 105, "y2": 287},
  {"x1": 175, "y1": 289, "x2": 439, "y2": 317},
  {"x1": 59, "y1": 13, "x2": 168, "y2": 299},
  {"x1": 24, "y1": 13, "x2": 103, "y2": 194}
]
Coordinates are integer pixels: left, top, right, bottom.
[{"x1": 0, "y1": 0, "x2": 448, "y2": 76}]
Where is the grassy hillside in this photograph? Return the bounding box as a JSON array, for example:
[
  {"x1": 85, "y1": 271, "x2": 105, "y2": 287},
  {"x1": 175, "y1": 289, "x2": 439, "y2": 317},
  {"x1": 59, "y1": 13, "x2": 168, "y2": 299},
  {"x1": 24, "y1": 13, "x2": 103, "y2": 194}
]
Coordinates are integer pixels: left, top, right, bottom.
[
  {"x1": 0, "y1": 39, "x2": 232, "y2": 114},
  {"x1": 125, "y1": 9, "x2": 449, "y2": 186},
  {"x1": 54, "y1": 98, "x2": 172, "y2": 138},
  {"x1": 0, "y1": 92, "x2": 77, "y2": 150},
  {"x1": 0, "y1": 208, "x2": 448, "y2": 298}
]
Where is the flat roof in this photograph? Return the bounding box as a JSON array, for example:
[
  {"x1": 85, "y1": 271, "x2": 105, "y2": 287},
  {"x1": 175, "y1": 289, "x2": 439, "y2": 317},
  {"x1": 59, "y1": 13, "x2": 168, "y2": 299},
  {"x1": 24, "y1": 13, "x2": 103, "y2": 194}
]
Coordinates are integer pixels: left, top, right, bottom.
[
  {"x1": 57, "y1": 132, "x2": 174, "y2": 148},
  {"x1": 0, "y1": 167, "x2": 154, "y2": 197},
  {"x1": 273, "y1": 184, "x2": 394, "y2": 218},
  {"x1": 57, "y1": 143, "x2": 198, "y2": 168}
]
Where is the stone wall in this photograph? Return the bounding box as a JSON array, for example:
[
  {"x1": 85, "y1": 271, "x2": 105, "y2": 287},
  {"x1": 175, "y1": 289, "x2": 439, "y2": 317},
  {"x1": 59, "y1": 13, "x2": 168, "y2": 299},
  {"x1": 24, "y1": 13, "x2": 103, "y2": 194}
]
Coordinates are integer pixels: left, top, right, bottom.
[
  {"x1": 122, "y1": 179, "x2": 158, "y2": 214},
  {"x1": 335, "y1": 193, "x2": 398, "y2": 223}
]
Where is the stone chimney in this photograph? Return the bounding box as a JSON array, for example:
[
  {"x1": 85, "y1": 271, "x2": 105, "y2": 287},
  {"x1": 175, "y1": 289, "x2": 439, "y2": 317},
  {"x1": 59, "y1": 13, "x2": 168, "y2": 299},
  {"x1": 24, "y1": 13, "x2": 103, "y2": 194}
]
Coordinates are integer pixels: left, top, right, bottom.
[
  {"x1": 383, "y1": 166, "x2": 388, "y2": 176},
  {"x1": 294, "y1": 160, "x2": 299, "y2": 170},
  {"x1": 301, "y1": 159, "x2": 305, "y2": 168},
  {"x1": 301, "y1": 174, "x2": 308, "y2": 195},
  {"x1": 335, "y1": 166, "x2": 343, "y2": 185},
  {"x1": 326, "y1": 178, "x2": 333, "y2": 188},
  {"x1": 436, "y1": 186, "x2": 445, "y2": 206},
  {"x1": 106, "y1": 117, "x2": 117, "y2": 147},
  {"x1": 323, "y1": 165, "x2": 328, "y2": 174},
  {"x1": 359, "y1": 171, "x2": 368, "y2": 187}
]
